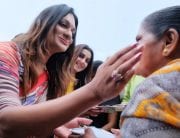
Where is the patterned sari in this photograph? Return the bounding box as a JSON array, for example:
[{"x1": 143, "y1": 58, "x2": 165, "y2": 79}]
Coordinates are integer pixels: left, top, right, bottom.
[{"x1": 120, "y1": 59, "x2": 180, "y2": 138}]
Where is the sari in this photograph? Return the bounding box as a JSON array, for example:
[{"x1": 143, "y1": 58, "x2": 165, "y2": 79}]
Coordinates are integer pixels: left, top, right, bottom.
[{"x1": 120, "y1": 59, "x2": 180, "y2": 138}]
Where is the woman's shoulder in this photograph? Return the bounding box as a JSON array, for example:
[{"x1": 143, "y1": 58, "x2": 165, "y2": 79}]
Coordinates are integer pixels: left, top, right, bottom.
[
  {"x1": 0, "y1": 41, "x2": 18, "y2": 49},
  {"x1": 0, "y1": 41, "x2": 21, "y2": 65}
]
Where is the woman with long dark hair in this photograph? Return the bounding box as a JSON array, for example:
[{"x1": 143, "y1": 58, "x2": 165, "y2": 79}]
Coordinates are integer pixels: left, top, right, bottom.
[{"x1": 0, "y1": 4, "x2": 142, "y2": 138}]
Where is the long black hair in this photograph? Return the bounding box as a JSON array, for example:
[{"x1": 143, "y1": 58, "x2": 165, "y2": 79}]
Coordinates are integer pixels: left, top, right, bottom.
[
  {"x1": 46, "y1": 4, "x2": 78, "y2": 100},
  {"x1": 142, "y1": 6, "x2": 180, "y2": 40},
  {"x1": 72, "y1": 44, "x2": 94, "y2": 89},
  {"x1": 13, "y1": 4, "x2": 78, "y2": 97}
]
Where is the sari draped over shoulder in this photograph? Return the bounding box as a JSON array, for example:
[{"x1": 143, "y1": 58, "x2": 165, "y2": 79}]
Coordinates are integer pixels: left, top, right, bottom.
[{"x1": 121, "y1": 59, "x2": 180, "y2": 138}]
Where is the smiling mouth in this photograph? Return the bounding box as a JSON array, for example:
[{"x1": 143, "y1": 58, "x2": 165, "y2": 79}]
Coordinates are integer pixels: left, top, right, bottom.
[
  {"x1": 59, "y1": 37, "x2": 70, "y2": 46},
  {"x1": 77, "y1": 63, "x2": 85, "y2": 70},
  {"x1": 74, "y1": 62, "x2": 81, "y2": 69}
]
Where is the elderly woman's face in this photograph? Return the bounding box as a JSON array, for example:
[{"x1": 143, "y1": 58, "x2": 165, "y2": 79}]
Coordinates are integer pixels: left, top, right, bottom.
[{"x1": 135, "y1": 25, "x2": 165, "y2": 77}]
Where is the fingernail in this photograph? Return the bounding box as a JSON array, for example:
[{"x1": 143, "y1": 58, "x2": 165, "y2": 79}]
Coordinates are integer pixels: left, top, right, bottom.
[
  {"x1": 131, "y1": 43, "x2": 138, "y2": 47},
  {"x1": 137, "y1": 45, "x2": 144, "y2": 50},
  {"x1": 135, "y1": 52, "x2": 142, "y2": 58}
]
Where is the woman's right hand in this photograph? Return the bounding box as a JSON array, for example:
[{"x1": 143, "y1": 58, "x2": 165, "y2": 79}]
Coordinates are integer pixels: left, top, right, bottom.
[{"x1": 89, "y1": 44, "x2": 142, "y2": 102}]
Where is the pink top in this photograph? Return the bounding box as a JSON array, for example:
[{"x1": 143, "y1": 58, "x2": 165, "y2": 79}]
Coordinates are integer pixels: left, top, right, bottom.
[{"x1": 0, "y1": 42, "x2": 48, "y2": 110}]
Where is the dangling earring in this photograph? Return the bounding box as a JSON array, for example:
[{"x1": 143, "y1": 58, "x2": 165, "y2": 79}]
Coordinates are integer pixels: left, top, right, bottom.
[{"x1": 163, "y1": 48, "x2": 168, "y2": 56}]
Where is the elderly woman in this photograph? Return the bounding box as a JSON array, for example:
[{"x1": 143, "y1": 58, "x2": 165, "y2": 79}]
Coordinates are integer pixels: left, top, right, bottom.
[
  {"x1": 84, "y1": 5, "x2": 180, "y2": 138},
  {"x1": 120, "y1": 6, "x2": 180, "y2": 138}
]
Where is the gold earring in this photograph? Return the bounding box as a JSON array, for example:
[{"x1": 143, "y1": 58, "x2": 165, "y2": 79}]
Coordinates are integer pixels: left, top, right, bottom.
[{"x1": 163, "y1": 48, "x2": 168, "y2": 55}]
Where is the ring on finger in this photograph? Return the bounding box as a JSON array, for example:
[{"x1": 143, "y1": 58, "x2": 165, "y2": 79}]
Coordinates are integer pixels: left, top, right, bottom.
[{"x1": 111, "y1": 70, "x2": 124, "y2": 83}]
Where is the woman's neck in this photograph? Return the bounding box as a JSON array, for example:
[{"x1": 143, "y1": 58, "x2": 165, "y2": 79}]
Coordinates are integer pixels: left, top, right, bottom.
[
  {"x1": 35, "y1": 60, "x2": 47, "y2": 76},
  {"x1": 71, "y1": 68, "x2": 77, "y2": 76}
]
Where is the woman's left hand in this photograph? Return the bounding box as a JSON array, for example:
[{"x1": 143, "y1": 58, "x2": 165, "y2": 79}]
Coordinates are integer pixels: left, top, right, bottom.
[{"x1": 54, "y1": 117, "x2": 92, "y2": 138}]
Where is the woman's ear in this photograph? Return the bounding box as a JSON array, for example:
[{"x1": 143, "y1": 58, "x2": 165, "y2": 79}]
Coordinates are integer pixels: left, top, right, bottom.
[{"x1": 162, "y1": 28, "x2": 179, "y2": 57}]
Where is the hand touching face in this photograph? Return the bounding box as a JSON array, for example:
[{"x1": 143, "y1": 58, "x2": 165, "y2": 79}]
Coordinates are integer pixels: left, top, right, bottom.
[
  {"x1": 90, "y1": 44, "x2": 142, "y2": 102},
  {"x1": 135, "y1": 26, "x2": 165, "y2": 77}
]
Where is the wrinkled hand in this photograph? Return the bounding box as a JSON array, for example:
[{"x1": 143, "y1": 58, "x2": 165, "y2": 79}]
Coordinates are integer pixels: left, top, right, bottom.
[
  {"x1": 54, "y1": 117, "x2": 92, "y2": 138},
  {"x1": 90, "y1": 44, "x2": 142, "y2": 102}
]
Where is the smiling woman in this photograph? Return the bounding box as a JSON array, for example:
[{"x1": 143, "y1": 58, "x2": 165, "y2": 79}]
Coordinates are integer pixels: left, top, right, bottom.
[
  {"x1": 71, "y1": 44, "x2": 94, "y2": 90},
  {"x1": 0, "y1": 3, "x2": 142, "y2": 138},
  {"x1": 0, "y1": 4, "x2": 80, "y2": 137},
  {"x1": 46, "y1": 44, "x2": 94, "y2": 99},
  {"x1": 65, "y1": 44, "x2": 94, "y2": 94}
]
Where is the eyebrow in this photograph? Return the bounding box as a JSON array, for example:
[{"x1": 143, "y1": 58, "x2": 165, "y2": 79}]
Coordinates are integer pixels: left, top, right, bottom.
[
  {"x1": 62, "y1": 18, "x2": 76, "y2": 32},
  {"x1": 79, "y1": 52, "x2": 91, "y2": 60}
]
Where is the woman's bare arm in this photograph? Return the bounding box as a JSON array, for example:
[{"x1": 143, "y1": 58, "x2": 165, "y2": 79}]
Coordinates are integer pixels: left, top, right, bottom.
[{"x1": 0, "y1": 44, "x2": 142, "y2": 137}]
